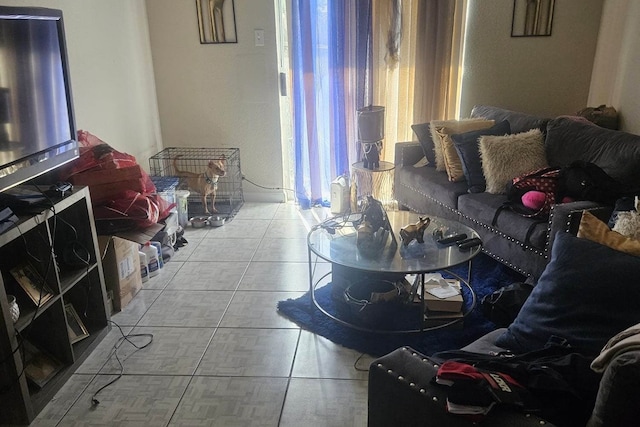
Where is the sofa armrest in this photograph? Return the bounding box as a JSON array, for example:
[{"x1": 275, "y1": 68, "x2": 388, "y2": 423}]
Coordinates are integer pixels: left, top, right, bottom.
[
  {"x1": 395, "y1": 141, "x2": 424, "y2": 168},
  {"x1": 547, "y1": 201, "x2": 614, "y2": 250},
  {"x1": 587, "y1": 351, "x2": 640, "y2": 427},
  {"x1": 368, "y1": 347, "x2": 554, "y2": 427}
]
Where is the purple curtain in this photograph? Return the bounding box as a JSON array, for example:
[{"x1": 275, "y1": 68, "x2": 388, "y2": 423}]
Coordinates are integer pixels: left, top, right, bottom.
[{"x1": 291, "y1": 0, "x2": 372, "y2": 208}]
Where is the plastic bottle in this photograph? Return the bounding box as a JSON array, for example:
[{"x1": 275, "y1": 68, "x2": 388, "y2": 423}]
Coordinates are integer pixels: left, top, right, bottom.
[
  {"x1": 139, "y1": 251, "x2": 149, "y2": 283},
  {"x1": 175, "y1": 190, "x2": 191, "y2": 228},
  {"x1": 141, "y1": 242, "x2": 160, "y2": 278},
  {"x1": 150, "y1": 241, "x2": 164, "y2": 269}
]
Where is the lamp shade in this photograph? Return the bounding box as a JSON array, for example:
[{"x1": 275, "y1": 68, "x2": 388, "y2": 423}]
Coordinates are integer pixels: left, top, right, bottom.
[{"x1": 357, "y1": 106, "x2": 385, "y2": 143}]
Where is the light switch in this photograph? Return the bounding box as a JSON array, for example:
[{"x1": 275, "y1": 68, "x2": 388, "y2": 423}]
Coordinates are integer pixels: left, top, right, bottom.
[{"x1": 254, "y1": 29, "x2": 265, "y2": 46}]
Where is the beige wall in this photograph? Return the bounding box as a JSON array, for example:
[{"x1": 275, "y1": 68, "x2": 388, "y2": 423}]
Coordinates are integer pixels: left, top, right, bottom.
[
  {"x1": 0, "y1": 0, "x2": 163, "y2": 169},
  {"x1": 145, "y1": 0, "x2": 283, "y2": 202},
  {"x1": 589, "y1": 0, "x2": 640, "y2": 134},
  {"x1": 460, "y1": 0, "x2": 604, "y2": 118}
]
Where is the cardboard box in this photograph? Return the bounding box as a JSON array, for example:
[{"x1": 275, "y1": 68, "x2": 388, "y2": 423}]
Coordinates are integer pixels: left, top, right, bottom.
[
  {"x1": 98, "y1": 236, "x2": 142, "y2": 312},
  {"x1": 424, "y1": 279, "x2": 463, "y2": 313},
  {"x1": 423, "y1": 309, "x2": 464, "y2": 329}
]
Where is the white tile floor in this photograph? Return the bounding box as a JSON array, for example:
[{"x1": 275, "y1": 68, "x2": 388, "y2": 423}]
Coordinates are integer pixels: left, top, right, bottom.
[{"x1": 31, "y1": 203, "x2": 373, "y2": 427}]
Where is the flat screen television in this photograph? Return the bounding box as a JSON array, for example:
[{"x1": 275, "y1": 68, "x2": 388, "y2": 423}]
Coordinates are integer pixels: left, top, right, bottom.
[{"x1": 0, "y1": 6, "x2": 78, "y2": 194}]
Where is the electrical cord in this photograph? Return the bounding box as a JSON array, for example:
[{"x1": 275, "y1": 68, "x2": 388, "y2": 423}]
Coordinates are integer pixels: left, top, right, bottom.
[
  {"x1": 353, "y1": 352, "x2": 370, "y2": 372},
  {"x1": 241, "y1": 175, "x2": 330, "y2": 208},
  {"x1": 90, "y1": 320, "x2": 154, "y2": 406}
]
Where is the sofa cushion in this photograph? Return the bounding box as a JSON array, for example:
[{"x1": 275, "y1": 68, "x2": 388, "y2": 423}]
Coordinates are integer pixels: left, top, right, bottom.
[
  {"x1": 457, "y1": 192, "x2": 548, "y2": 250},
  {"x1": 451, "y1": 120, "x2": 511, "y2": 193},
  {"x1": 545, "y1": 117, "x2": 640, "y2": 186},
  {"x1": 495, "y1": 232, "x2": 640, "y2": 356},
  {"x1": 430, "y1": 118, "x2": 494, "y2": 172},
  {"x1": 479, "y1": 129, "x2": 548, "y2": 194},
  {"x1": 395, "y1": 163, "x2": 468, "y2": 209},
  {"x1": 470, "y1": 105, "x2": 551, "y2": 134},
  {"x1": 578, "y1": 210, "x2": 640, "y2": 257},
  {"x1": 411, "y1": 122, "x2": 436, "y2": 166}
]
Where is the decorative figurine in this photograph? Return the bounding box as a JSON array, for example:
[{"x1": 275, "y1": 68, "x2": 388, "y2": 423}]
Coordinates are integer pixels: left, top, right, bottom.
[
  {"x1": 399, "y1": 217, "x2": 431, "y2": 246},
  {"x1": 356, "y1": 196, "x2": 395, "y2": 257}
]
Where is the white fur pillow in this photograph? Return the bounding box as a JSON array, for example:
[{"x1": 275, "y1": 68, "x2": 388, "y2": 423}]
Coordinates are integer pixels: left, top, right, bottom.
[
  {"x1": 613, "y1": 211, "x2": 640, "y2": 241},
  {"x1": 430, "y1": 119, "x2": 494, "y2": 172},
  {"x1": 479, "y1": 129, "x2": 548, "y2": 194}
]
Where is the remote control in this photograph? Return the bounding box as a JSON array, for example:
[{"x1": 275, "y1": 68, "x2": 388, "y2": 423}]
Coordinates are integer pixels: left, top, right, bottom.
[
  {"x1": 458, "y1": 237, "x2": 482, "y2": 250},
  {"x1": 437, "y1": 233, "x2": 468, "y2": 245}
]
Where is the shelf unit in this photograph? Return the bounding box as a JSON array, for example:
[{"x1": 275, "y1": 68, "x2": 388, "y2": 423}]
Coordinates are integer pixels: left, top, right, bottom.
[{"x1": 0, "y1": 186, "x2": 110, "y2": 425}]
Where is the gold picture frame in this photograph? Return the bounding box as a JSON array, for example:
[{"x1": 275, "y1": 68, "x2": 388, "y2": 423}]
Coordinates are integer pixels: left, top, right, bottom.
[
  {"x1": 196, "y1": 0, "x2": 237, "y2": 44},
  {"x1": 511, "y1": 0, "x2": 555, "y2": 37},
  {"x1": 10, "y1": 264, "x2": 54, "y2": 307},
  {"x1": 65, "y1": 304, "x2": 89, "y2": 344}
]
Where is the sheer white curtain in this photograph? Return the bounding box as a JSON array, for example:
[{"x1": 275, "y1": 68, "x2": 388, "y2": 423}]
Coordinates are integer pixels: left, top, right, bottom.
[{"x1": 371, "y1": 0, "x2": 467, "y2": 161}]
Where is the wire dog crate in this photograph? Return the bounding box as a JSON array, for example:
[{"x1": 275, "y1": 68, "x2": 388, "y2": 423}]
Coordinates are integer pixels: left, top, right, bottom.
[{"x1": 149, "y1": 147, "x2": 244, "y2": 219}]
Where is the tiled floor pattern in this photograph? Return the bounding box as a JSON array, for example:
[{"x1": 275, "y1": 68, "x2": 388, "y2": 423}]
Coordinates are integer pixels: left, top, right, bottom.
[{"x1": 31, "y1": 203, "x2": 374, "y2": 427}]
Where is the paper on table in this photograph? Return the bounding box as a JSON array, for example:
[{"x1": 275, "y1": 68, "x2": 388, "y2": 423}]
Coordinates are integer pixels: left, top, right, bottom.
[{"x1": 425, "y1": 278, "x2": 461, "y2": 299}]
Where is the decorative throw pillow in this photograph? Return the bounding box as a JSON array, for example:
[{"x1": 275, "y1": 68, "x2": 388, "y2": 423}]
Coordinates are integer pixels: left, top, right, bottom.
[
  {"x1": 411, "y1": 122, "x2": 436, "y2": 166},
  {"x1": 612, "y1": 211, "x2": 640, "y2": 241},
  {"x1": 578, "y1": 211, "x2": 640, "y2": 257},
  {"x1": 451, "y1": 120, "x2": 511, "y2": 193},
  {"x1": 479, "y1": 128, "x2": 548, "y2": 194},
  {"x1": 495, "y1": 232, "x2": 640, "y2": 356},
  {"x1": 430, "y1": 119, "x2": 494, "y2": 173}
]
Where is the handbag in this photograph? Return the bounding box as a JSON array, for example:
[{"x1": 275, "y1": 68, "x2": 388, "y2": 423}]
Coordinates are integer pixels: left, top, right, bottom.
[{"x1": 480, "y1": 282, "x2": 533, "y2": 327}]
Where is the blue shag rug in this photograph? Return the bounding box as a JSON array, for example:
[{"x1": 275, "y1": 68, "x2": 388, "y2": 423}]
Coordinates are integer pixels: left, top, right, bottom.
[{"x1": 277, "y1": 254, "x2": 524, "y2": 357}]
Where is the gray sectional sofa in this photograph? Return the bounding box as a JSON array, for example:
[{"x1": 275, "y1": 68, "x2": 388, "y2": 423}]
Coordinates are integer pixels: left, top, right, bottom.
[{"x1": 394, "y1": 105, "x2": 640, "y2": 279}]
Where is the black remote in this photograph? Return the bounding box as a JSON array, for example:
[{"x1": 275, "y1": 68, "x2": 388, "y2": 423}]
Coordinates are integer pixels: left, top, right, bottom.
[
  {"x1": 458, "y1": 237, "x2": 482, "y2": 250},
  {"x1": 437, "y1": 233, "x2": 468, "y2": 245}
]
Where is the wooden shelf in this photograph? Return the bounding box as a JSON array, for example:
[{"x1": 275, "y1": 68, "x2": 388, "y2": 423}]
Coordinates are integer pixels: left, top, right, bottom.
[{"x1": 0, "y1": 186, "x2": 110, "y2": 425}]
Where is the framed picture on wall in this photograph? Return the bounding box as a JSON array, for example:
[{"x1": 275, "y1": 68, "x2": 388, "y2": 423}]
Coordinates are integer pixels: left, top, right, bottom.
[
  {"x1": 512, "y1": 0, "x2": 555, "y2": 37},
  {"x1": 196, "y1": 0, "x2": 238, "y2": 44}
]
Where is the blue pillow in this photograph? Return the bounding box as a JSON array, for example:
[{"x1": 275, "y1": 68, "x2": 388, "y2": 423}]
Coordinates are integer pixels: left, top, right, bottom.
[
  {"x1": 496, "y1": 232, "x2": 640, "y2": 356},
  {"x1": 411, "y1": 122, "x2": 435, "y2": 166},
  {"x1": 451, "y1": 120, "x2": 511, "y2": 193}
]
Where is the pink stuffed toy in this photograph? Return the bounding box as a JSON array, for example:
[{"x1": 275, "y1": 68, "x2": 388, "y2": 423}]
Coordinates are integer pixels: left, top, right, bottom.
[
  {"x1": 521, "y1": 191, "x2": 574, "y2": 210},
  {"x1": 521, "y1": 191, "x2": 546, "y2": 211}
]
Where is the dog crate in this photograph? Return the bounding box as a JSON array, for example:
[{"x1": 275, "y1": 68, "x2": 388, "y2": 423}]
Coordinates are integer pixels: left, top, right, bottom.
[{"x1": 149, "y1": 147, "x2": 244, "y2": 219}]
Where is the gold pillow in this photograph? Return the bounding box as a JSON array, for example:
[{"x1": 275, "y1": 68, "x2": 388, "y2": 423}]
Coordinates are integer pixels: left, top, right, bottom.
[
  {"x1": 577, "y1": 211, "x2": 640, "y2": 257},
  {"x1": 429, "y1": 119, "x2": 494, "y2": 177}
]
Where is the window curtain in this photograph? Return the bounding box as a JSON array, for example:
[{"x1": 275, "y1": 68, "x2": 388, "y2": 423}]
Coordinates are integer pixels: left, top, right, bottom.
[
  {"x1": 372, "y1": 0, "x2": 467, "y2": 161},
  {"x1": 290, "y1": 0, "x2": 372, "y2": 208},
  {"x1": 288, "y1": 0, "x2": 465, "y2": 206}
]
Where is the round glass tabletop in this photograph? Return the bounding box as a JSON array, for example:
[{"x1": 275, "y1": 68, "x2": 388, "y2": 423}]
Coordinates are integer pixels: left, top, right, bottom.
[{"x1": 308, "y1": 211, "x2": 481, "y2": 274}]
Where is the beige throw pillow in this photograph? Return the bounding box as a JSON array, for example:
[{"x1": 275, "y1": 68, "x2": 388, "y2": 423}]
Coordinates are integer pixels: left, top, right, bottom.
[
  {"x1": 479, "y1": 129, "x2": 548, "y2": 194},
  {"x1": 578, "y1": 211, "x2": 640, "y2": 257},
  {"x1": 430, "y1": 119, "x2": 494, "y2": 175}
]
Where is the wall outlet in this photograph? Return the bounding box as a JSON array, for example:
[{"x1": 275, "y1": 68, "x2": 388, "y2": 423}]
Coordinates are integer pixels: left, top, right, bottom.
[{"x1": 254, "y1": 29, "x2": 264, "y2": 46}]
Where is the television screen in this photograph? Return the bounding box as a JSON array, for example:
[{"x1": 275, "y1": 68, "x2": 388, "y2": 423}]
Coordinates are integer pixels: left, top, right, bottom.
[{"x1": 0, "y1": 7, "x2": 78, "y2": 193}]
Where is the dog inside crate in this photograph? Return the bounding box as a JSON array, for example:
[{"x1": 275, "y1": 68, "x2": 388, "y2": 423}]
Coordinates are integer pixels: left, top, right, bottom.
[
  {"x1": 150, "y1": 148, "x2": 244, "y2": 218},
  {"x1": 172, "y1": 154, "x2": 226, "y2": 214}
]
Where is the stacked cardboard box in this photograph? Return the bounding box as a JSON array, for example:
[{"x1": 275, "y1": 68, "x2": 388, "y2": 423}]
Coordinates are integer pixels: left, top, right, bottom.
[
  {"x1": 98, "y1": 236, "x2": 142, "y2": 313},
  {"x1": 423, "y1": 279, "x2": 464, "y2": 328}
]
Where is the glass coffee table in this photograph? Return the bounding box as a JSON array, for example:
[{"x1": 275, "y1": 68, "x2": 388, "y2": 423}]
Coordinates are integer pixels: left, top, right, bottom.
[{"x1": 307, "y1": 211, "x2": 482, "y2": 333}]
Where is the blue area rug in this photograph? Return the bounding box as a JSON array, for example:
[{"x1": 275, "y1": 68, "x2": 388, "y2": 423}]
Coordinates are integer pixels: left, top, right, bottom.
[{"x1": 277, "y1": 254, "x2": 524, "y2": 357}]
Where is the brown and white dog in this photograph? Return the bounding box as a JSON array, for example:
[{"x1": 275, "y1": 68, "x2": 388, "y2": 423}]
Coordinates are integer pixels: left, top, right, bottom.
[{"x1": 173, "y1": 155, "x2": 226, "y2": 213}]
